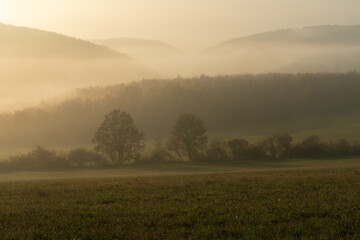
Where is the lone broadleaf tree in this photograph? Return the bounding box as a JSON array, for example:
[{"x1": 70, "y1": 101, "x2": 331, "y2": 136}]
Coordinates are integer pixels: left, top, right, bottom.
[
  {"x1": 92, "y1": 110, "x2": 145, "y2": 165},
  {"x1": 167, "y1": 113, "x2": 208, "y2": 161}
]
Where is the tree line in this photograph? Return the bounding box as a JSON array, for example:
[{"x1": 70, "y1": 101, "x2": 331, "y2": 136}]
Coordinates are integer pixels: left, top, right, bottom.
[{"x1": 1, "y1": 110, "x2": 359, "y2": 171}]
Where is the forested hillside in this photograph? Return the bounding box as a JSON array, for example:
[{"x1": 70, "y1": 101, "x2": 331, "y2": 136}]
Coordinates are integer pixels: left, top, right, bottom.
[{"x1": 1, "y1": 73, "x2": 360, "y2": 152}]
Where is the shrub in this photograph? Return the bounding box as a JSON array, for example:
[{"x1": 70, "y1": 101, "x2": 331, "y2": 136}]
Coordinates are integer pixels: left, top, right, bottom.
[
  {"x1": 137, "y1": 141, "x2": 174, "y2": 164},
  {"x1": 202, "y1": 140, "x2": 229, "y2": 162},
  {"x1": 67, "y1": 148, "x2": 106, "y2": 167}
]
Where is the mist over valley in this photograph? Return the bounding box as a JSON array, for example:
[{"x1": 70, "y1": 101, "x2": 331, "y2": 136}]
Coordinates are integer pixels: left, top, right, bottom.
[{"x1": 1, "y1": 1, "x2": 360, "y2": 238}]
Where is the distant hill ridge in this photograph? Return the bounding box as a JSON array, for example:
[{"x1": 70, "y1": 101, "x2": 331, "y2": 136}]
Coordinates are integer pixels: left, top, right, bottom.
[
  {"x1": 198, "y1": 25, "x2": 360, "y2": 74},
  {"x1": 0, "y1": 23, "x2": 130, "y2": 59},
  {"x1": 222, "y1": 25, "x2": 360, "y2": 46},
  {"x1": 93, "y1": 38, "x2": 180, "y2": 55},
  {"x1": 204, "y1": 25, "x2": 360, "y2": 55}
]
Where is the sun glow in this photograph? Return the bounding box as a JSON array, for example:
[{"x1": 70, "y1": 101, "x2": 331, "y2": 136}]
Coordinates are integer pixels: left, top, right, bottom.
[
  {"x1": 0, "y1": 3, "x2": 16, "y2": 24},
  {"x1": 0, "y1": 0, "x2": 360, "y2": 50},
  {"x1": 0, "y1": 1, "x2": 42, "y2": 27}
]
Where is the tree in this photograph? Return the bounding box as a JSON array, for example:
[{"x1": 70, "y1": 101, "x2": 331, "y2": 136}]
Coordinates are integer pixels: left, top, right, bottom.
[
  {"x1": 263, "y1": 134, "x2": 293, "y2": 159},
  {"x1": 92, "y1": 110, "x2": 145, "y2": 165},
  {"x1": 291, "y1": 135, "x2": 325, "y2": 158},
  {"x1": 167, "y1": 113, "x2": 207, "y2": 161}
]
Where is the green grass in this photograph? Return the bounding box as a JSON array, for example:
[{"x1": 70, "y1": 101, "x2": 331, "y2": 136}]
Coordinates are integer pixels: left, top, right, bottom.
[
  {"x1": 0, "y1": 158, "x2": 360, "y2": 182},
  {"x1": 0, "y1": 160, "x2": 360, "y2": 239}
]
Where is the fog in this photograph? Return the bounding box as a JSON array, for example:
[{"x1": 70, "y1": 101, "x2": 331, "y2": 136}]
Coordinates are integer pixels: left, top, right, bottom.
[
  {"x1": 92, "y1": 38, "x2": 188, "y2": 77},
  {"x1": 197, "y1": 44, "x2": 360, "y2": 75},
  {"x1": 2, "y1": 0, "x2": 360, "y2": 51},
  {"x1": 0, "y1": 1, "x2": 360, "y2": 111},
  {"x1": 1, "y1": 23, "x2": 360, "y2": 111},
  {"x1": 1, "y1": 3, "x2": 360, "y2": 239},
  {"x1": 91, "y1": 27, "x2": 360, "y2": 78},
  {"x1": 0, "y1": 1, "x2": 360, "y2": 161},
  {"x1": 1, "y1": 73, "x2": 360, "y2": 154},
  {"x1": 0, "y1": 23, "x2": 157, "y2": 112},
  {"x1": 0, "y1": 58, "x2": 156, "y2": 112}
]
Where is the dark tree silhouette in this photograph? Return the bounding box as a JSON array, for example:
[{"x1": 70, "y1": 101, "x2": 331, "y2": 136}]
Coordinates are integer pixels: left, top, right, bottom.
[
  {"x1": 167, "y1": 113, "x2": 207, "y2": 161},
  {"x1": 93, "y1": 110, "x2": 144, "y2": 165}
]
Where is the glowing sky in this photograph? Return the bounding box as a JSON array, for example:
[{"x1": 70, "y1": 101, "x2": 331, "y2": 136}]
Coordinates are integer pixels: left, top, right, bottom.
[{"x1": 1, "y1": 0, "x2": 360, "y2": 50}]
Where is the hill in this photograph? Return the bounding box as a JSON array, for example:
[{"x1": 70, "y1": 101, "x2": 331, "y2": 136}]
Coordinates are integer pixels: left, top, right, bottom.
[
  {"x1": 0, "y1": 23, "x2": 157, "y2": 112},
  {"x1": 210, "y1": 25, "x2": 360, "y2": 51},
  {"x1": 0, "y1": 23, "x2": 129, "y2": 59},
  {"x1": 200, "y1": 25, "x2": 360, "y2": 74},
  {"x1": 1, "y1": 73, "x2": 360, "y2": 154}
]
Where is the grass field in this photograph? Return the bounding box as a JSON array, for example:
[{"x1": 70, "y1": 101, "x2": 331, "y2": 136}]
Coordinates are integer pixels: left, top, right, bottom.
[{"x1": 0, "y1": 159, "x2": 360, "y2": 239}]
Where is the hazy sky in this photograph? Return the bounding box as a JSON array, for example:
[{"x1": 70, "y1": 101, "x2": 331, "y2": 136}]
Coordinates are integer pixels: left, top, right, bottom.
[{"x1": 1, "y1": 0, "x2": 360, "y2": 50}]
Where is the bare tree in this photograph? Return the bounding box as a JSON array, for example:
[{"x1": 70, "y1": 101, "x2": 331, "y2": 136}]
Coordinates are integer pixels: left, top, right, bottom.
[
  {"x1": 93, "y1": 110, "x2": 145, "y2": 165},
  {"x1": 167, "y1": 113, "x2": 207, "y2": 161}
]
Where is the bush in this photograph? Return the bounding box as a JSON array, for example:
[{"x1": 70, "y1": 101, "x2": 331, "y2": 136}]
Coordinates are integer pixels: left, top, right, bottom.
[
  {"x1": 245, "y1": 144, "x2": 268, "y2": 160},
  {"x1": 5, "y1": 146, "x2": 70, "y2": 170},
  {"x1": 227, "y1": 139, "x2": 268, "y2": 161},
  {"x1": 67, "y1": 148, "x2": 106, "y2": 167},
  {"x1": 326, "y1": 139, "x2": 352, "y2": 157},
  {"x1": 262, "y1": 134, "x2": 293, "y2": 160},
  {"x1": 137, "y1": 141, "x2": 174, "y2": 164},
  {"x1": 202, "y1": 140, "x2": 229, "y2": 162},
  {"x1": 227, "y1": 139, "x2": 249, "y2": 161},
  {"x1": 291, "y1": 135, "x2": 327, "y2": 158}
]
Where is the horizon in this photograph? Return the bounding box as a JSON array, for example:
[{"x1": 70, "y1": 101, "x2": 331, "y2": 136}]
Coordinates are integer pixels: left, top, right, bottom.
[{"x1": 2, "y1": 21, "x2": 360, "y2": 52}]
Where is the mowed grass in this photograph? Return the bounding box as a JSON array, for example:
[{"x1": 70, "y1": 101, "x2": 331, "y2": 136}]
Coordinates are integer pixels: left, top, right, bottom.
[{"x1": 0, "y1": 164, "x2": 360, "y2": 239}]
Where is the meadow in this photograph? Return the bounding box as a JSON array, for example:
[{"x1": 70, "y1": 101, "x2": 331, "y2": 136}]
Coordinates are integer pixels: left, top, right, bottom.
[{"x1": 0, "y1": 159, "x2": 360, "y2": 239}]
